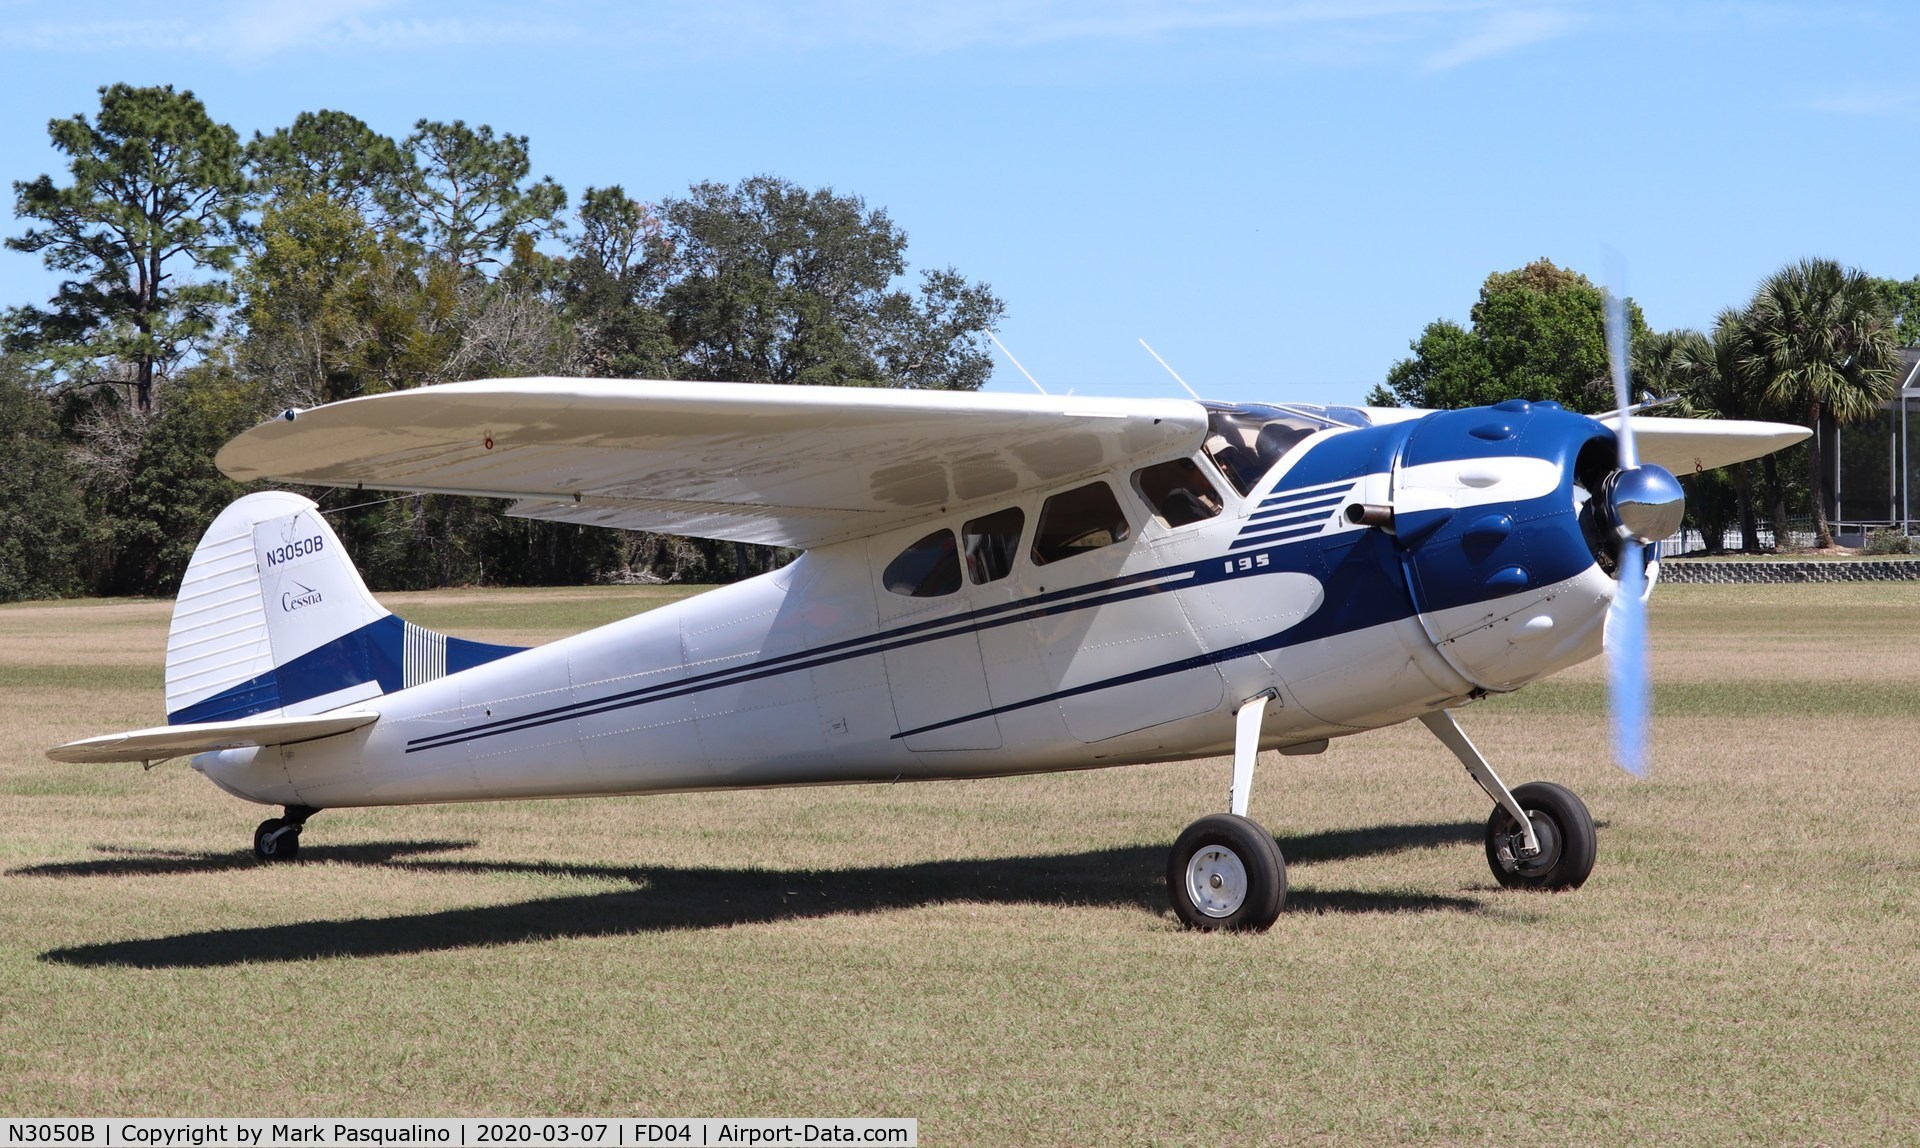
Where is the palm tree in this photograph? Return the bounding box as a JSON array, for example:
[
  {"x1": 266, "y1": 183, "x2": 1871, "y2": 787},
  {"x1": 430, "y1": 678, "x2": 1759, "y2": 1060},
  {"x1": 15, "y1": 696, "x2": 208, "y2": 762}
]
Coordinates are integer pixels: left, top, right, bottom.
[
  {"x1": 1637, "y1": 312, "x2": 1773, "y2": 551},
  {"x1": 1741, "y1": 258, "x2": 1901, "y2": 549}
]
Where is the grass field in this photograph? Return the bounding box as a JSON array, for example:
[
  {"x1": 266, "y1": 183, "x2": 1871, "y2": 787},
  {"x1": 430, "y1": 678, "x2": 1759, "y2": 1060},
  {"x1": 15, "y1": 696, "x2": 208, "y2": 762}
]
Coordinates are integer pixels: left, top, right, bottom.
[{"x1": 2, "y1": 583, "x2": 1917, "y2": 1144}]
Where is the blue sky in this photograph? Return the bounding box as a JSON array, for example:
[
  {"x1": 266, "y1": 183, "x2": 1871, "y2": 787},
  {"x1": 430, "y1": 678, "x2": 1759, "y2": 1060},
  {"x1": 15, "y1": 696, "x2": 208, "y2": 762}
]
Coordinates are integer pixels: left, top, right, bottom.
[{"x1": 2, "y1": 1, "x2": 1917, "y2": 407}]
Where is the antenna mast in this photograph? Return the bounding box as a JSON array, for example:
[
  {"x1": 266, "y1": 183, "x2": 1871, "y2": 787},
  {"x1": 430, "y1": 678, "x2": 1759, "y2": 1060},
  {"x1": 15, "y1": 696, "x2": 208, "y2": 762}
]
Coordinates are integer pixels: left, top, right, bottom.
[
  {"x1": 988, "y1": 332, "x2": 1048, "y2": 395},
  {"x1": 1138, "y1": 338, "x2": 1203, "y2": 401}
]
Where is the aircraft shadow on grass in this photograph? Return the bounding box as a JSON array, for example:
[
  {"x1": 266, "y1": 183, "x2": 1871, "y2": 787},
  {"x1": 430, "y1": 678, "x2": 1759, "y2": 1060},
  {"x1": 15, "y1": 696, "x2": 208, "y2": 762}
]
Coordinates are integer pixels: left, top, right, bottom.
[{"x1": 24, "y1": 820, "x2": 1483, "y2": 969}]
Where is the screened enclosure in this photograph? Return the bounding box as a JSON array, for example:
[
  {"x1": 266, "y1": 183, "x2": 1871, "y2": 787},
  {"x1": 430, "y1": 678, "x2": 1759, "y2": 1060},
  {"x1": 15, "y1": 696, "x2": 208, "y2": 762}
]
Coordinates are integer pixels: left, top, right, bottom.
[{"x1": 1822, "y1": 351, "x2": 1920, "y2": 542}]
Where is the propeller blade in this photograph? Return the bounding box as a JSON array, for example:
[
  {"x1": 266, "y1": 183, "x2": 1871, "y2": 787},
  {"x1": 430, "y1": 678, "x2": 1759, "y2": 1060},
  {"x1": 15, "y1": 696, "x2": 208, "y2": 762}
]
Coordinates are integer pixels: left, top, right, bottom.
[
  {"x1": 1603, "y1": 260, "x2": 1652, "y2": 778},
  {"x1": 1604, "y1": 286, "x2": 1637, "y2": 470},
  {"x1": 1605, "y1": 544, "x2": 1651, "y2": 778}
]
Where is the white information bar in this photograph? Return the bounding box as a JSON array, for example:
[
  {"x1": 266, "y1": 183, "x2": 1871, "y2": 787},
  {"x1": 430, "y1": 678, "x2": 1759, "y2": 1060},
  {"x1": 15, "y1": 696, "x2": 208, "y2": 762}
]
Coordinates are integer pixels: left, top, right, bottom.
[{"x1": 0, "y1": 1121, "x2": 916, "y2": 1148}]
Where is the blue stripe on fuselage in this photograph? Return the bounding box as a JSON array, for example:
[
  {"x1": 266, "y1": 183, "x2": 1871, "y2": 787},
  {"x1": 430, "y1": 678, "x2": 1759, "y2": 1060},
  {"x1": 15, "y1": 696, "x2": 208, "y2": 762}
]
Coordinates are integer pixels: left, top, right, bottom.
[
  {"x1": 404, "y1": 552, "x2": 1267, "y2": 753},
  {"x1": 1246, "y1": 491, "x2": 1351, "y2": 524},
  {"x1": 894, "y1": 526, "x2": 1410, "y2": 739}
]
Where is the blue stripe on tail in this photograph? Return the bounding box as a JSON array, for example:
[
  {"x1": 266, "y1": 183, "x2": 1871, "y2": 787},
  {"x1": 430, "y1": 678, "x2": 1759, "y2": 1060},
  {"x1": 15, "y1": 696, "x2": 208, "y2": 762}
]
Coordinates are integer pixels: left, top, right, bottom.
[{"x1": 167, "y1": 615, "x2": 523, "y2": 725}]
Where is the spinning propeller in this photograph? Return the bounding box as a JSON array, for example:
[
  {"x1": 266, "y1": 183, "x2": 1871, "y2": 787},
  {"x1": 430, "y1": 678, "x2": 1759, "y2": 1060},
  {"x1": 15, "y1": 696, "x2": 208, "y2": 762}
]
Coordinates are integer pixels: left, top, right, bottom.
[{"x1": 1600, "y1": 287, "x2": 1685, "y2": 778}]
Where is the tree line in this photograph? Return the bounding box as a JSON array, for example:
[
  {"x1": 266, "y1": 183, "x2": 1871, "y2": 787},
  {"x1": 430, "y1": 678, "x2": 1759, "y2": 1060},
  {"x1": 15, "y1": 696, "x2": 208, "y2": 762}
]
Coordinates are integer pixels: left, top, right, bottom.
[
  {"x1": 0, "y1": 84, "x2": 1005, "y2": 602},
  {"x1": 1370, "y1": 256, "x2": 1912, "y2": 551}
]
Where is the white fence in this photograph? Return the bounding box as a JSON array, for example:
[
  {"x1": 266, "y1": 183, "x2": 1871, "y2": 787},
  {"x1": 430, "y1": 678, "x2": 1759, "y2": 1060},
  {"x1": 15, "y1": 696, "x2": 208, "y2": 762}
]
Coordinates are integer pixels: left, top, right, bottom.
[{"x1": 1655, "y1": 517, "x2": 1908, "y2": 556}]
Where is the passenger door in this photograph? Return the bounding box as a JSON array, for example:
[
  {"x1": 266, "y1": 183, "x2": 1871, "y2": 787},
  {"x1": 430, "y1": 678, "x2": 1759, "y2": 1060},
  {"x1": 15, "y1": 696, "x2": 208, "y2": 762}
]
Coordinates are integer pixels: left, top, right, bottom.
[{"x1": 868, "y1": 524, "x2": 1002, "y2": 752}]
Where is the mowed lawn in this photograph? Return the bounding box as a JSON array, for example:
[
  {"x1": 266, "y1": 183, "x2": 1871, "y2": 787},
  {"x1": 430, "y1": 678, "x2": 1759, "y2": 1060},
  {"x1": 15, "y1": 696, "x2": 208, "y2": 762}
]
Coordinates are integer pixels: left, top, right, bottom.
[{"x1": 2, "y1": 582, "x2": 1917, "y2": 1144}]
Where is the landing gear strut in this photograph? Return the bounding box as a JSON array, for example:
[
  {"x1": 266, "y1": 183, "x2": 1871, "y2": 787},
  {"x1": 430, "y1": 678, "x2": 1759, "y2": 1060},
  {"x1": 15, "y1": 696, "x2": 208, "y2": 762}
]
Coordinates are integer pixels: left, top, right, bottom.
[
  {"x1": 253, "y1": 804, "x2": 319, "y2": 862},
  {"x1": 1169, "y1": 691, "x2": 1286, "y2": 931}
]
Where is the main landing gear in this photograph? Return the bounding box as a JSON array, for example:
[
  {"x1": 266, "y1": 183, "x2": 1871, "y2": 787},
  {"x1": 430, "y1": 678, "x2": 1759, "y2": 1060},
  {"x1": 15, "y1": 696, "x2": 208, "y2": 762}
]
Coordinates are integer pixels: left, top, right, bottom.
[
  {"x1": 1168, "y1": 700, "x2": 1598, "y2": 929},
  {"x1": 1169, "y1": 691, "x2": 1287, "y2": 932},
  {"x1": 253, "y1": 804, "x2": 319, "y2": 862},
  {"x1": 1168, "y1": 813, "x2": 1286, "y2": 931}
]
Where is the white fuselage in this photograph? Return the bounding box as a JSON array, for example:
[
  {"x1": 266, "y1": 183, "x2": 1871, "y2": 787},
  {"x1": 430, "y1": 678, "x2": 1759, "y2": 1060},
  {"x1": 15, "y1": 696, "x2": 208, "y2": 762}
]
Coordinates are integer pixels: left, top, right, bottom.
[{"x1": 193, "y1": 425, "x2": 1617, "y2": 810}]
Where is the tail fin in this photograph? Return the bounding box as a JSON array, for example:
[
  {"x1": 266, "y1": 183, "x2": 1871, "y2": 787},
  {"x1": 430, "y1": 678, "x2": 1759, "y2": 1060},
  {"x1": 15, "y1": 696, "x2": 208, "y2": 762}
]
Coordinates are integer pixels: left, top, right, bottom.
[{"x1": 164, "y1": 491, "x2": 522, "y2": 725}]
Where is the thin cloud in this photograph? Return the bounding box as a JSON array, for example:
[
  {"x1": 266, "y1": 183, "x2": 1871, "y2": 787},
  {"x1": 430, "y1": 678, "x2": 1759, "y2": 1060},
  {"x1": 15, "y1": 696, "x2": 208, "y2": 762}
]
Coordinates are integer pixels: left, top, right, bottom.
[
  {"x1": 0, "y1": 0, "x2": 571, "y2": 58},
  {"x1": 1809, "y1": 85, "x2": 1920, "y2": 119},
  {"x1": 0, "y1": 0, "x2": 1586, "y2": 71},
  {"x1": 667, "y1": 0, "x2": 1502, "y2": 54},
  {"x1": 1420, "y1": 7, "x2": 1582, "y2": 72},
  {"x1": 225, "y1": 0, "x2": 395, "y2": 56}
]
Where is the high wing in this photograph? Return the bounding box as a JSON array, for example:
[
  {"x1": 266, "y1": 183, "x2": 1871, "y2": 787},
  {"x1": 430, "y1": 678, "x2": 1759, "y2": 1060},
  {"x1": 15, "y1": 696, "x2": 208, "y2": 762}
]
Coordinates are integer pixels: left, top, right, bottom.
[
  {"x1": 1616, "y1": 415, "x2": 1810, "y2": 474},
  {"x1": 1370, "y1": 406, "x2": 1808, "y2": 473},
  {"x1": 48, "y1": 711, "x2": 380, "y2": 765},
  {"x1": 217, "y1": 379, "x2": 1207, "y2": 548}
]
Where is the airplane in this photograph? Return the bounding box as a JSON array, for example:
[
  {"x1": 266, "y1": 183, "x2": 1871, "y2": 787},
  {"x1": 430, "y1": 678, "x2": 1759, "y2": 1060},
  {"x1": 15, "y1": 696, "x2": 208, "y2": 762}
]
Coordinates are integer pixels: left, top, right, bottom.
[{"x1": 48, "y1": 374, "x2": 1808, "y2": 930}]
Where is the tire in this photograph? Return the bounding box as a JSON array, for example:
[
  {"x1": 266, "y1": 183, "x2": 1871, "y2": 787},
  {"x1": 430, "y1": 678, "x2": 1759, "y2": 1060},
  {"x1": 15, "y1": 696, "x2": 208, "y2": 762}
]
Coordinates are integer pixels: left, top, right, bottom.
[
  {"x1": 1485, "y1": 781, "x2": 1594, "y2": 891},
  {"x1": 1168, "y1": 813, "x2": 1286, "y2": 931},
  {"x1": 253, "y1": 817, "x2": 300, "y2": 862}
]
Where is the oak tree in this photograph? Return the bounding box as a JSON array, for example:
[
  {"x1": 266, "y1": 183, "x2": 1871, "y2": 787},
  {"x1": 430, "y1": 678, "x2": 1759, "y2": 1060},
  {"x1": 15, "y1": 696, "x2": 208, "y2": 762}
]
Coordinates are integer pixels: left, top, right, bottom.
[
  {"x1": 1371, "y1": 258, "x2": 1647, "y2": 413},
  {"x1": 660, "y1": 175, "x2": 1002, "y2": 389}
]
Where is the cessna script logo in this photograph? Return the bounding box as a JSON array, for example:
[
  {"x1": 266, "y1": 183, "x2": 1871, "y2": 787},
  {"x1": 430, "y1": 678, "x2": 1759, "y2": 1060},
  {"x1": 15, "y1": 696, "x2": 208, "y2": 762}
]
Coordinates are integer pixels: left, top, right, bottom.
[{"x1": 281, "y1": 580, "x2": 323, "y2": 612}]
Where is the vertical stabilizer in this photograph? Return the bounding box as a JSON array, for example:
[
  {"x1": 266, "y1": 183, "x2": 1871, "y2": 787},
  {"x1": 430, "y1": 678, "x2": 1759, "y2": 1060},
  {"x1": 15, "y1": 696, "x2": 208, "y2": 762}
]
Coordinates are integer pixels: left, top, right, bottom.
[{"x1": 164, "y1": 491, "x2": 521, "y2": 724}]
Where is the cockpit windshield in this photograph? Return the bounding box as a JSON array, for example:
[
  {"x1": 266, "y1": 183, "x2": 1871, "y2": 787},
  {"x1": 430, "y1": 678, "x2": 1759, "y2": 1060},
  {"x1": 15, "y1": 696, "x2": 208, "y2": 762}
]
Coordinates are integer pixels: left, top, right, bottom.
[{"x1": 1198, "y1": 403, "x2": 1372, "y2": 496}]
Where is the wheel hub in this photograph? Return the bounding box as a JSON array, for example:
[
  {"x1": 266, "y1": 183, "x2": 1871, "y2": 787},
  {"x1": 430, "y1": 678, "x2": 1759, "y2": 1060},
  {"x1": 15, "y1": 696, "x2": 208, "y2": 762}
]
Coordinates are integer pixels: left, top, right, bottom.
[
  {"x1": 1506, "y1": 812, "x2": 1562, "y2": 877},
  {"x1": 1185, "y1": 845, "x2": 1249, "y2": 918}
]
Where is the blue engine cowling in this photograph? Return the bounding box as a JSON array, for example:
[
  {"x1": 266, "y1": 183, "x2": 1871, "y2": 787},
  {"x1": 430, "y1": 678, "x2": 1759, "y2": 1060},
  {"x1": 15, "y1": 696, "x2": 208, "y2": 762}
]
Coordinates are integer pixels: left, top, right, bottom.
[{"x1": 1388, "y1": 399, "x2": 1633, "y2": 692}]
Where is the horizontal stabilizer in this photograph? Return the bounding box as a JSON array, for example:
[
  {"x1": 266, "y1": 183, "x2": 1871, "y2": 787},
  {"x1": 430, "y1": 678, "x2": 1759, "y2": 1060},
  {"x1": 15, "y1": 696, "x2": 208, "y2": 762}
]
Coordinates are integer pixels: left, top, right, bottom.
[{"x1": 47, "y1": 710, "x2": 379, "y2": 765}]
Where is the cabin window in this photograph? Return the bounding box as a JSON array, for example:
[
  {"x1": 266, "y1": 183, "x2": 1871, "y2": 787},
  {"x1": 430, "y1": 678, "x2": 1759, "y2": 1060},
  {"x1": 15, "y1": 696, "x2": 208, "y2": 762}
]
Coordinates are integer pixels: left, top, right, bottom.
[
  {"x1": 1201, "y1": 403, "x2": 1352, "y2": 496},
  {"x1": 883, "y1": 528, "x2": 962, "y2": 597},
  {"x1": 1031, "y1": 482, "x2": 1130, "y2": 566},
  {"x1": 963, "y1": 507, "x2": 1025, "y2": 585},
  {"x1": 1132, "y1": 459, "x2": 1223, "y2": 528}
]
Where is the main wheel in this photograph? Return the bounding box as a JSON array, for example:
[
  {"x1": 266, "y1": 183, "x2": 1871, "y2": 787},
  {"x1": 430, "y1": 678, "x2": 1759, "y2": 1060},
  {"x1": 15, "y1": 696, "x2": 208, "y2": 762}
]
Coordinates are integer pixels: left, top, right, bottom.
[
  {"x1": 253, "y1": 817, "x2": 300, "y2": 862},
  {"x1": 1168, "y1": 813, "x2": 1286, "y2": 931},
  {"x1": 1485, "y1": 781, "x2": 1594, "y2": 890}
]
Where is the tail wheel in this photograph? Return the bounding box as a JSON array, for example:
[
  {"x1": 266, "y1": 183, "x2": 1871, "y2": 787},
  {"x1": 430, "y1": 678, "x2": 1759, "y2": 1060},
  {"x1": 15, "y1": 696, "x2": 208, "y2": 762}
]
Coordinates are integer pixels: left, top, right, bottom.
[
  {"x1": 1485, "y1": 781, "x2": 1595, "y2": 890},
  {"x1": 253, "y1": 817, "x2": 300, "y2": 862},
  {"x1": 1168, "y1": 813, "x2": 1286, "y2": 931}
]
